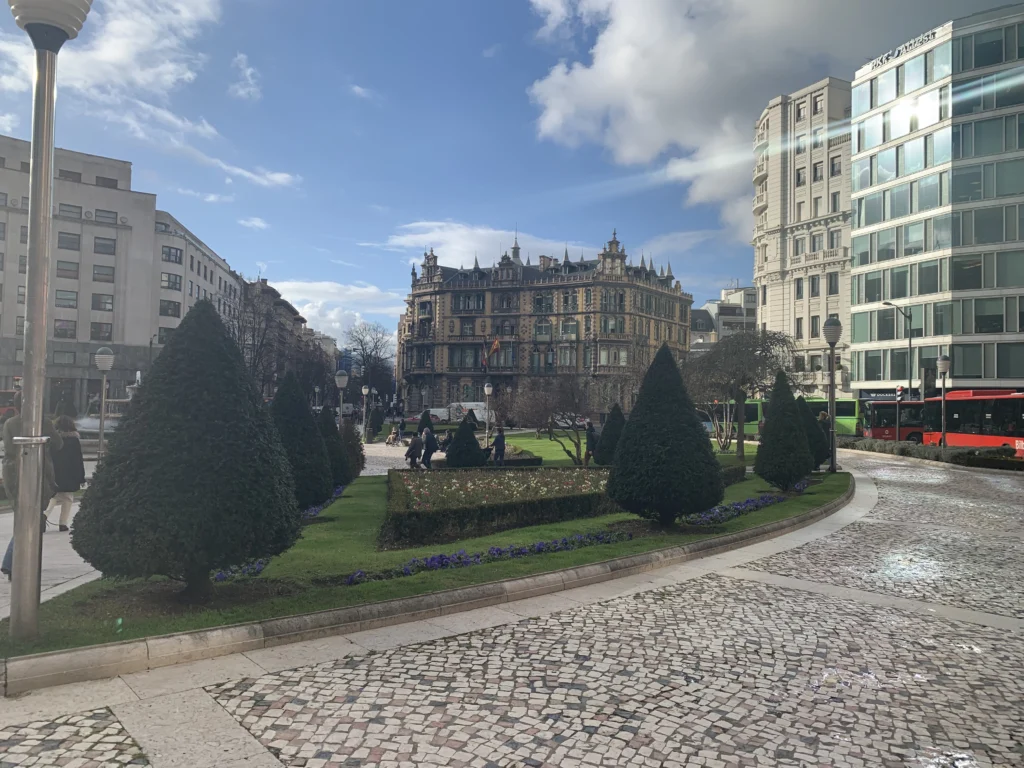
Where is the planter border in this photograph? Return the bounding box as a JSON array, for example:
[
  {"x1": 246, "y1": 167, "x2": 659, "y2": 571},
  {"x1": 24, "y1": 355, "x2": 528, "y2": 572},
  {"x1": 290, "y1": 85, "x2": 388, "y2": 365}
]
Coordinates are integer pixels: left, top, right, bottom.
[{"x1": 2, "y1": 475, "x2": 855, "y2": 696}]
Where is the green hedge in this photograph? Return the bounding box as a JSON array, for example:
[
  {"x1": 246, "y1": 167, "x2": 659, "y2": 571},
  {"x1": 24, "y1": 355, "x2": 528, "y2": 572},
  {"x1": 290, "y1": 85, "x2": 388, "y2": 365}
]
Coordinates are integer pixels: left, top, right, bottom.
[
  {"x1": 720, "y1": 464, "x2": 748, "y2": 487},
  {"x1": 839, "y1": 437, "x2": 1020, "y2": 469},
  {"x1": 381, "y1": 469, "x2": 619, "y2": 547},
  {"x1": 432, "y1": 456, "x2": 543, "y2": 469}
]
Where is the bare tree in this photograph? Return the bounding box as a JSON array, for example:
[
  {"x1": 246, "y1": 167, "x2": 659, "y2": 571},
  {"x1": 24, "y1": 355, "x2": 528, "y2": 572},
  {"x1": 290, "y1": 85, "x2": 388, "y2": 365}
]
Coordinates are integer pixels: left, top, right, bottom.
[
  {"x1": 228, "y1": 279, "x2": 278, "y2": 396},
  {"x1": 294, "y1": 337, "x2": 337, "y2": 405},
  {"x1": 346, "y1": 321, "x2": 394, "y2": 392},
  {"x1": 684, "y1": 330, "x2": 794, "y2": 460},
  {"x1": 512, "y1": 375, "x2": 597, "y2": 465}
]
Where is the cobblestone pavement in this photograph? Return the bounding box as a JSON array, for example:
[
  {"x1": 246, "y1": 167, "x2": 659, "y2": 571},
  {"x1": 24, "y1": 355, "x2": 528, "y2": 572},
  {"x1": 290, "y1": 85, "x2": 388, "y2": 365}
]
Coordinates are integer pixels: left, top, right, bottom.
[
  {"x1": 3, "y1": 454, "x2": 1023, "y2": 767},
  {"x1": 209, "y1": 574, "x2": 1024, "y2": 767},
  {"x1": 747, "y1": 453, "x2": 1024, "y2": 618},
  {"x1": 361, "y1": 441, "x2": 413, "y2": 475},
  {"x1": 0, "y1": 708, "x2": 148, "y2": 766}
]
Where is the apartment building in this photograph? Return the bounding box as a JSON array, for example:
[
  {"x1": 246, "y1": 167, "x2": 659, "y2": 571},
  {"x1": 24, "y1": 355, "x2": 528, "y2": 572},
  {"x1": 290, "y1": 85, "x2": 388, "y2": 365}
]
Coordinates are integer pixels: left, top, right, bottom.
[
  {"x1": 395, "y1": 231, "x2": 692, "y2": 413},
  {"x1": 702, "y1": 285, "x2": 757, "y2": 340},
  {"x1": 753, "y1": 77, "x2": 854, "y2": 396},
  {"x1": 0, "y1": 135, "x2": 246, "y2": 412},
  {"x1": 848, "y1": 4, "x2": 1024, "y2": 396}
]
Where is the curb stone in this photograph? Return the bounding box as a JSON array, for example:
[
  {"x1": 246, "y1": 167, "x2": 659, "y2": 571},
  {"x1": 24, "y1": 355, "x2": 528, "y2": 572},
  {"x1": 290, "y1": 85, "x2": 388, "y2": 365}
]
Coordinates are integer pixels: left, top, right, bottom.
[
  {"x1": 838, "y1": 448, "x2": 1023, "y2": 475},
  {"x1": 2, "y1": 476, "x2": 855, "y2": 696}
]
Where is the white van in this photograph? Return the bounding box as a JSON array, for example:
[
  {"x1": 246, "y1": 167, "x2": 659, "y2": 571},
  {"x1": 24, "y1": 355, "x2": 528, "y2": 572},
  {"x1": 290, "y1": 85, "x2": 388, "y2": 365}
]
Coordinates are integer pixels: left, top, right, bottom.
[{"x1": 448, "y1": 402, "x2": 495, "y2": 424}]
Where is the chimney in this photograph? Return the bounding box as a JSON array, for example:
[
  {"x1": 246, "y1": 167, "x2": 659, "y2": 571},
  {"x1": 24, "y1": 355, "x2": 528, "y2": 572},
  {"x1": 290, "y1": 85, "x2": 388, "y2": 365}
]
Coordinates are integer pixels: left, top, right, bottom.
[{"x1": 538, "y1": 254, "x2": 551, "y2": 271}]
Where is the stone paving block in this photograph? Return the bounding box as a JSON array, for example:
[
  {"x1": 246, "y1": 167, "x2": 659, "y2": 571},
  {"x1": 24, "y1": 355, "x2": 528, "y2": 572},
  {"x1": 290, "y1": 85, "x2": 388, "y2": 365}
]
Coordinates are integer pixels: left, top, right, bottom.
[{"x1": 6, "y1": 640, "x2": 149, "y2": 695}]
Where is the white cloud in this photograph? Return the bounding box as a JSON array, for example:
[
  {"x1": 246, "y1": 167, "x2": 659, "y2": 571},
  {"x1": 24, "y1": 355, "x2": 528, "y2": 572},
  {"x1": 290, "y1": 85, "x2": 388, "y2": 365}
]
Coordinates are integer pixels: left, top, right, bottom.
[
  {"x1": 0, "y1": 112, "x2": 17, "y2": 132},
  {"x1": 331, "y1": 259, "x2": 362, "y2": 268},
  {"x1": 177, "y1": 187, "x2": 234, "y2": 203},
  {"x1": 273, "y1": 280, "x2": 407, "y2": 338},
  {"x1": 228, "y1": 52, "x2": 261, "y2": 101},
  {"x1": 179, "y1": 145, "x2": 301, "y2": 188},
  {"x1": 482, "y1": 44, "x2": 502, "y2": 58},
  {"x1": 238, "y1": 216, "x2": 269, "y2": 230},
  {"x1": 350, "y1": 84, "x2": 374, "y2": 99},
  {"x1": 528, "y1": 0, "x2": 1009, "y2": 239},
  {"x1": 370, "y1": 221, "x2": 600, "y2": 269}
]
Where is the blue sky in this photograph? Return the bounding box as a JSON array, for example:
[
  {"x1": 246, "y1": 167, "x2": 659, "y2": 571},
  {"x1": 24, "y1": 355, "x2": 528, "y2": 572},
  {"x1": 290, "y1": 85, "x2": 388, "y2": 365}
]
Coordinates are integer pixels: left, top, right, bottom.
[{"x1": 0, "y1": 0, "x2": 1004, "y2": 340}]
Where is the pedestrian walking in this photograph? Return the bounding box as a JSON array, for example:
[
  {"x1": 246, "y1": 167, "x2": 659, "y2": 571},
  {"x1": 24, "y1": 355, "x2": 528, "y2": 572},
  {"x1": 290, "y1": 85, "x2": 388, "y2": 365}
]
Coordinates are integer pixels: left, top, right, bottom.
[
  {"x1": 1, "y1": 393, "x2": 64, "y2": 580},
  {"x1": 405, "y1": 433, "x2": 423, "y2": 469},
  {"x1": 493, "y1": 427, "x2": 506, "y2": 466},
  {"x1": 584, "y1": 420, "x2": 597, "y2": 467},
  {"x1": 422, "y1": 427, "x2": 438, "y2": 470},
  {"x1": 45, "y1": 416, "x2": 85, "y2": 532},
  {"x1": 398, "y1": 417, "x2": 406, "y2": 441}
]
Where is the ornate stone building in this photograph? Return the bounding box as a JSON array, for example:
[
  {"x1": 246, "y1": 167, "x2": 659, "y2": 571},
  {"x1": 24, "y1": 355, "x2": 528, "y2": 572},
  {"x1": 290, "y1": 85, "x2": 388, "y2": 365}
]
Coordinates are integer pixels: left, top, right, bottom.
[{"x1": 395, "y1": 230, "x2": 693, "y2": 412}]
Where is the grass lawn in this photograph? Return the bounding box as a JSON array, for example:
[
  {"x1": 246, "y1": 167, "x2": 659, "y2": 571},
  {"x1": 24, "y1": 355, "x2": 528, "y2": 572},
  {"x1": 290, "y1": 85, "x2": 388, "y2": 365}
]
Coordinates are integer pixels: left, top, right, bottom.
[
  {"x1": 713, "y1": 443, "x2": 759, "y2": 467},
  {"x1": 0, "y1": 471, "x2": 850, "y2": 658},
  {"x1": 506, "y1": 433, "x2": 760, "y2": 468}
]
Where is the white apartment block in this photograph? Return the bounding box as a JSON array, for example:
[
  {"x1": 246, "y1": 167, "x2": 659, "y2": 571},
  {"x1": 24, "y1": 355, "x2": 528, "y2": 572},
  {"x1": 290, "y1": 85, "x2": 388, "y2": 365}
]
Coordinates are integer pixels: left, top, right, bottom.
[
  {"x1": 753, "y1": 77, "x2": 853, "y2": 396},
  {"x1": 848, "y1": 4, "x2": 1024, "y2": 396},
  {"x1": 701, "y1": 286, "x2": 757, "y2": 340},
  {"x1": 0, "y1": 135, "x2": 245, "y2": 412}
]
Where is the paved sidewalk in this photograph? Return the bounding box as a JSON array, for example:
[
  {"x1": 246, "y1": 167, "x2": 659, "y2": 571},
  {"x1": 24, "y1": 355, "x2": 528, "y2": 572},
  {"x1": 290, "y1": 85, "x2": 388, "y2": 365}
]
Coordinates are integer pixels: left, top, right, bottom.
[{"x1": 2, "y1": 458, "x2": 1023, "y2": 767}]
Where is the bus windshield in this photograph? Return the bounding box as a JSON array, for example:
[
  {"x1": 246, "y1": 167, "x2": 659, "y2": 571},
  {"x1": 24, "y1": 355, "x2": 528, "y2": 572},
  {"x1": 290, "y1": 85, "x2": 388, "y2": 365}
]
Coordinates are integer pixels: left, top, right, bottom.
[{"x1": 868, "y1": 402, "x2": 924, "y2": 427}]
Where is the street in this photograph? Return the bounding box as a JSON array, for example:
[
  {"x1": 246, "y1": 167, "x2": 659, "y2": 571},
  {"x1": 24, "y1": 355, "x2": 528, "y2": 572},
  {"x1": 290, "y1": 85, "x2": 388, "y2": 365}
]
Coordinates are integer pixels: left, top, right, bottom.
[{"x1": 0, "y1": 452, "x2": 1021, "y2": 767}]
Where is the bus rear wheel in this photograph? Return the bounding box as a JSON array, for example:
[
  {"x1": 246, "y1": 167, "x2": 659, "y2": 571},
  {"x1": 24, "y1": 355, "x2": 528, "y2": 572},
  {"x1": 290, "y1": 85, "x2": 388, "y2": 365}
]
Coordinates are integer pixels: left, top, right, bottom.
[{"x1": 906, "y1": 433, "x2": 923, "y2": 444}]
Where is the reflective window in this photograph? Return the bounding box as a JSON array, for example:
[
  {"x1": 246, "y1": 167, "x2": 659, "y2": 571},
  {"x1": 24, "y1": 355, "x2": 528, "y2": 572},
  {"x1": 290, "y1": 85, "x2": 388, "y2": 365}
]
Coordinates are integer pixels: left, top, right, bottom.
[
  {"x1": 917, "y1": 88, "x2": 941, "y2": 129},
  {"x1": 997, "y1": 343, "x2": 1024, "y2": 378},
  {"x1": 860, "y1": 114, "x2": 884, "y2": 151},
  {"x1": 877, "y1": 308, "x2": 896, "y2": 341},
  {"x1": 952, "y1": 254, "x2": 983, "y2": 290},
  {"x1": 974, "y1": 297, "x2": 1005, "y2": 333},
  {"x1": 858, "y1": 192, "x2": 884, "y2": 227},
  {"x1": 852, "y1": 157, "x2": 872, "y2": 191},
  {"x1": 904, "y1": 221, "x2": 925, "y2": 256},
  {"x1": 853, "y1": 235, "x2": 871, "y2": 266},
  {"x1": 975, "y1": 207, "x2": 1004, "y2": 244},
  {"x1": 889, "y1": 183, "x2": 911, "y2": 219},
  {"x1": 974, "y1": 117, "x2": 1004, "y2": 156},
  {"x1": 919, "y1": 174, "x2": 941, "y2": 212},
  {"x1": 934, "y1": 301, "x2": 954, "y2": 335},
  {"x1": 919, "y1": 260, "x2": 939, "y2": 294},
  {"x1": 877, "y1": 68, "x2": 897, "y2": 106},
  {"x1": 852, "y1": 82, "x2": 871, "y2": 118},
  {"x1": 997, "y1": 158, "x2": 1024, "y2": 197},
  {"x1": 852, "y1": 312, "x2": 870, "y2": 343},
  {"x1": 927, "y1": 41, "x2": 952, "y2": 82},
  {"x1": 890, "y1": 266, "x2": 909, "y2": 299},
  {"x1": 877, "y1": 147, "x2": 897, "y2": 183},
  {"x1": 997, "y1": 250, "x2": 1024, "y2": 287},
  {"x1": 900, "y1": 138, "x2": 924, "y2": 176},
  {"x1": 890, "y1": 99, "x2": 914, "y2": 140},
  {"x1": 865, "y1": 271, "x2": 882, "y2": 302},
  {"x1": 934, "y1": 214, "x2": 953, "y2": 249},
  {"x1": 877, "y1": 228, "x2": 897, "y2": 262},
  {"x1": 973, "y1": 29, "x2": 1004, "y2": 69},
  {"x1": 931, "y1": 126, "x2": 952, "y2": 166},
  {"x1": 903, "y1": 54, "x2": 925, "y2": 94},
  {"x1": 952, "y1": 166, "x2": 983, "y2": 202},
  {"x1": 952, "y1": 344, "x2": 982, "y2": 377}
]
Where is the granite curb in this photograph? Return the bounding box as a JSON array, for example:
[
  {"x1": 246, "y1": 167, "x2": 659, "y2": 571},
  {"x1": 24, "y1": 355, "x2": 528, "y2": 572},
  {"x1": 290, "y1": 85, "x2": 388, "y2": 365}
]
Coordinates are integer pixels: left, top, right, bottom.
[
  {"x1": 2, "y1": 475, "x2": 855, "y2": 696},
  {"x1": 837, "y1": 448, "x2": 1024, "y2": 475}
]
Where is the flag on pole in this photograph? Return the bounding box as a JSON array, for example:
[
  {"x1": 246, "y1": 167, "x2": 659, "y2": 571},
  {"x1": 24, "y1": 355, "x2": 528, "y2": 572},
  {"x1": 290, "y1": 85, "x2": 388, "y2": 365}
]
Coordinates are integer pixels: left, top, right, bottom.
[
  {"x1": 481, "y1": 339, "x2": 489, "y2": 370},
  {"x1": 490, "y1": 338, "x2": 501, "y2": 356}
]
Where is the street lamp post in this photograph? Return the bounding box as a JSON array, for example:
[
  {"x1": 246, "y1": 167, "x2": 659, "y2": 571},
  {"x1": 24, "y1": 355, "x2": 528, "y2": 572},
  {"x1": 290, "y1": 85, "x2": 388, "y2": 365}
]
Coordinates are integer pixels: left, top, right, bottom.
[
  {"x1": 334, "y1": 370, "x2": 348, "y2": 436},
  {"x1": 936, "y1": 354, "x2": 951, "y2": 450},
  {"x1": 94, "y1": 347, "x2": 114, "y2": 460},
  {"x1": 314, "y1": 385, "x2": 320, "y2": 409},
  {"x1": 822, "y1": 317, "x2": 843, "y2": 473},
  {"x1": 484, "y1": 381, "x2": 493, "y2": 447},
  {"x1": 8, "y1": 0, "x2": 93, "y2": 642},
  {"x1": 361, "y1": 384, "x2": 370, "y2": 444},
  {"x1": 883, "y1": 302, "x2": 914, "y2": 396}
]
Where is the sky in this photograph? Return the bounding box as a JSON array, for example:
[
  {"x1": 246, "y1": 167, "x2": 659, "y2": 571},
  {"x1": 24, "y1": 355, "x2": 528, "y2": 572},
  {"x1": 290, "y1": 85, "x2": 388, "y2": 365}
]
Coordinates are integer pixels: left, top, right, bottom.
[{"x1": 0, "y1": 0, "x2": 1007, "y2": 342}]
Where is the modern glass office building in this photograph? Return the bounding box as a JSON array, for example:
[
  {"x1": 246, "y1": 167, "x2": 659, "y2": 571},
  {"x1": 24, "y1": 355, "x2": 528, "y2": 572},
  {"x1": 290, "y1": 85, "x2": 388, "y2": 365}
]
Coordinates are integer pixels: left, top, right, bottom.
[{"x1": 848, "y1": 3, "x2": 1024, "y2": 395}]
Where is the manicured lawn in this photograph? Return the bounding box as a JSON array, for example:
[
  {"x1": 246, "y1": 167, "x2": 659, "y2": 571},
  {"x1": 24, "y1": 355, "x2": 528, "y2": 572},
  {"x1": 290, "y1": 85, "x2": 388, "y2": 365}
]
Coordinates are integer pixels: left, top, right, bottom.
[
  {"x1": 0, "y1": 471, "x2": 850, "y2": 657},
  {"x1": 713, "y1": 443, "x2": 759, "y2": 467},
  {"x1": 506, "y1": 433, "x2": 759, "y2": 468}
]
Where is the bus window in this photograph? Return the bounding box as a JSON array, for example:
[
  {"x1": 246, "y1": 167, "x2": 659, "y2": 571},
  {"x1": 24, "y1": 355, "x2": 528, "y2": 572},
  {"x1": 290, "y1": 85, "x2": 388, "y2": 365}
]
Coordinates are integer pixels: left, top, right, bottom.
[
  {"x1": 871, "y1": 403, "x2": 896, "y2": 427},
  {"x1": 948, "y1": 400, "x2": 983, "y2": 434},
  {"x1": 745, "y1": 402, "x2": 759, "y2": 424},
  {"x1": 987, "y1": 399, "x2": 1024, "y2": 437},
  {"x1": 901, "y1": 404, "x2": 924, "y2": 427},
  {"x1": 835, "y1": 401, "x2": 857, "y2": 418}
]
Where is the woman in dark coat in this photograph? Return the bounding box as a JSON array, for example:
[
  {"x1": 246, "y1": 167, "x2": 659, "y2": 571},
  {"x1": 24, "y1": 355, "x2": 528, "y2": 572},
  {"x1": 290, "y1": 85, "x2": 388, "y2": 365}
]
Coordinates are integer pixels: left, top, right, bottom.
[
  {"x1": 405, "y1": 433, "x2": 423, "y2": 470},
  {"x1": 46, "y1": 415, "x2": 86, "y2": 532}
]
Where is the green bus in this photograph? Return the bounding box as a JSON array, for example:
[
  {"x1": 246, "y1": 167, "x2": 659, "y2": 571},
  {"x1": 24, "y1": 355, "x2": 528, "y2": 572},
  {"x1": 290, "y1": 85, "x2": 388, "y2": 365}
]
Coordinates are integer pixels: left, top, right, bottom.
[{"x1": 699, "y1": 398, "x2": 862, "y2": 438}]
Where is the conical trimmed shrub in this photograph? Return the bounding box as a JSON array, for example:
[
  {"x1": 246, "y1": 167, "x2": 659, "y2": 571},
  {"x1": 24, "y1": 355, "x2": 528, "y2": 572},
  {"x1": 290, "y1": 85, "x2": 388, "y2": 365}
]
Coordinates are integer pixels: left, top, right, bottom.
[
  {"x1": 608, "y1": 344, "x2": 723, "y2": 526},
  {"x1": 754, "y1": 371, "x2": 813, "y2": 490},
  {"x1": 796, "y1": 396, "x2": 830, "y2": 471},
  {"x1": 318, "y1": 405, "x2": 352, "y2": 487},
  {"x1": 72, "y1": 300, "x2": 300, "y2": 601},
  {"x1": 272, "y1": 372, "x2": 334, "y2": 509},
  {"x1": 594, "y1": 404, "x2": 625, "y2": 466},
  {"x1": 417, "y1": 410, "x2": 433, "y2": 435},
  {"x1": 445, "y1": 417, "x2": 486, "y2": 468},
  {"x1": 342, "y1": 416, "x2": 365, "y2": 477}
]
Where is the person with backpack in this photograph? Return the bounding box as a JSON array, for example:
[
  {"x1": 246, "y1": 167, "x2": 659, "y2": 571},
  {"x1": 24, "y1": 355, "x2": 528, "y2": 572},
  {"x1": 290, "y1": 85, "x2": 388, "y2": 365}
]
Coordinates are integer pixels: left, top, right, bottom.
[
  {"x1": 422, "y1": 427, "x2": 438, "y2": 469},
  {"x1": 45, "y1": 415, "x2": 85, "y2": 532},
  {"x1": 398, "y1": 417, "x2": 406, "y2": 441},
  {"x1": 492, "y1": 427, "x2": 506, "y2": 467}
]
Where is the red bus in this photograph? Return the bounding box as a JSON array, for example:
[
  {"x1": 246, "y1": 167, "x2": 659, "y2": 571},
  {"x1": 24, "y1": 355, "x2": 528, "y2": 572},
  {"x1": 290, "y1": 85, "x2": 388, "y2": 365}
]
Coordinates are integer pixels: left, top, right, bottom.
[
  {"x1": 922, "y1": 389, "x2": 1024, "y2": 457},
  {"x1": 0, "y1": 389, "x2": 17, "y2": 421},
  {"x1": 863, "y1": 401, "x2": 926, "y2": 442}
]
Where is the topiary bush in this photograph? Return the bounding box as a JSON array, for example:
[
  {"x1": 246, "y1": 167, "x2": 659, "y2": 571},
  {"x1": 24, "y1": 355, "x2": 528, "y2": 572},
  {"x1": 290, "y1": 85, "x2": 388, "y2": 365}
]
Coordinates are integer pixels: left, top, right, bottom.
[
  {"x1": 56, "y1": 399, "x2": 79, "y2": 420},
  {"x1": 417, "y1": 410, "x2": 433, "y2": 436},
  {"x1": 594, "y1": 404, "x2": 625, "y2": 466},
  {"x1": 72, "y1": 300, "x2": 300, "y2": 601},
  {"x1": 317, "y1": 405, "x2": 352, "y2": 487},
  {"x1": 797, "y1": 396, "x2": 830, "y2": 470},
  {"x1": 272, "y1": 371, "x2": 334, "y2": 509},
  {"x1": 754, "y1": 370, "x2": 813, "y2": 491},
  {"x1": 720, "y1": 464, "x2": 748, "y2": 487},
  {"x1": 445, "y1": 418, "x2": 487, "y2": 468},
  {"x1": 607, "y1": 343, "x2": 723, "y2": 527},
  {"x1": 342, "y1": 416, "x2": 365, "y2": 477},
  {"x1": 464, "y1": 408, "x2": 479, "y2": 426},
  {"x1": 369, "y1": 408, "x2": 385, "y2": 438}
]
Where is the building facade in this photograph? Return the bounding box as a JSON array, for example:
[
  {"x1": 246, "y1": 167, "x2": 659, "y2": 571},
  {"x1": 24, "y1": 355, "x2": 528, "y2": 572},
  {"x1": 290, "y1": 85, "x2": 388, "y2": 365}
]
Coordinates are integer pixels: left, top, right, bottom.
[
  {"x1": 702, "y1": 286, "x2": 757, "y2": 340},
  {"x1": 0, "y1": 134, "x2": 272, "y2": 413},
  {"x1": 848, "y1": 4, "x2": 1024, "y2": 396},
  {"x1": 395, "y1": 231, "x2": 693, "y2": 413},
  {"x1": 753, "y1": 77, "x2": 854, "y2": 396}
]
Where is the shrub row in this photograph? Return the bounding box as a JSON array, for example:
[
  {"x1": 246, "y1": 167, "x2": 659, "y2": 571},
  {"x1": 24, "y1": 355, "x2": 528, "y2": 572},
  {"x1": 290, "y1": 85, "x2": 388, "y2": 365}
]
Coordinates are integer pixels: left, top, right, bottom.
[
  {"x1": 838, "y1": 437, "x2": 1020, "y2": 469},
  {"x1": 720, "y1": 464, "x2": 748, "y2": 487},
  {"x1": 381, "y1": 468, "x2": 621, "y2": 547},
  {"x1": 432, "y1": 455, "x2": 544, "y2": 469}
]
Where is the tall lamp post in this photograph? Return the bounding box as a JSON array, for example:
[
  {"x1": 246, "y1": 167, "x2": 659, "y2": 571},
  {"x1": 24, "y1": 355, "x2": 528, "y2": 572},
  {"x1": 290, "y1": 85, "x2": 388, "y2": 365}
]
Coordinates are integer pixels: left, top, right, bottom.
[
  {"x1": 8, "y1": 0, "x2": 93, "y2": 642},
  {"x1": 334, "y1": 369, "x2": 348, "y2": 436},
  {"x1": 883, "y1": 302, "x2": 914, "y2": 396},
  {"x1": 822, "y1": 317, "x2": 843, "y2": 473},
  {"x1": 94, "y1": 347, "x2": 114, "y2": 460},
  {"x1": 484, "y1": 381, "x2": 493, "y2": 446},
  {"x1": 314, "y1": 385, "x2": 320, "y2": 410},
  {"x1": 936, "y1": 354, "x2": 951, "y2": 449},
  {"x1": 361, "y1": 384, "x2": 370, "y2": 443}
]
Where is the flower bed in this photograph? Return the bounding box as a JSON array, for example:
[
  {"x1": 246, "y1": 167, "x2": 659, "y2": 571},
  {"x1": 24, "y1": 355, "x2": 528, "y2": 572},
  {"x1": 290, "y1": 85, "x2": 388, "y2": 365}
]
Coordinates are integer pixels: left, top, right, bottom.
[
  {"x1": 381, "y1": 468, "x2": 618, "y2": 547},
  {"x1": 680, "y1": 493, "x2": 787, "y2": 527}
]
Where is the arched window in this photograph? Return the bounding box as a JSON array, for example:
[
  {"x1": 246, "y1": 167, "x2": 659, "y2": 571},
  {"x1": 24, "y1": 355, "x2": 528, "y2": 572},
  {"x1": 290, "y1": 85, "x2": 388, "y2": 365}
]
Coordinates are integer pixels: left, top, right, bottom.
[
  {"x1": 617, "y1": 316, "x2": 625, "y2": 333},
  {"x1": 601, "y1": 316, "x2": 610, "y2": 334},
  {"x1": 585, "y1": 288, "x2": 592, "y2": 306}
]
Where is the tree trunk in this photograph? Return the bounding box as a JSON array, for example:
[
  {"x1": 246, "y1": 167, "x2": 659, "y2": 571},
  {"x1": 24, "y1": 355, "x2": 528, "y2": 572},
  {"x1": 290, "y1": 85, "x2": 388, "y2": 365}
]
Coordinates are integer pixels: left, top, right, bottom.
[
  {"x1": 181, "y1": 565, "x2": 213, "y2": 603},
  {"x1": 736, "y1": 391, "x2": 747, "y2": 461}
]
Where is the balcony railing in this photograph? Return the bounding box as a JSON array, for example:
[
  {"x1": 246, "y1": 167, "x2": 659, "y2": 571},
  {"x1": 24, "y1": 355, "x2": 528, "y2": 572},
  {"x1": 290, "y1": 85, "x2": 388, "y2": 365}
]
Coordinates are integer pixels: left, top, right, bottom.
[
  {"x1": 493, "y1": 305, "x2": 519, "y2": 313},
  {"x1": 753, "y1": 160, "x2": 767, "y2": 182},
  {"x1": 448, "y1": 365, "x2": 486, "y2": 373},
  {"x1": 753, "y1": 129, "x2": 768, "y2": 149},
  {"x1": 752, "y1": 192, "x2": 767, "y2": 212},
  {"x1": 828, "y1": 133, "x2": 851, "y2": 149},
  {"x1": 557, "y1": 332, "x2": 578, "y2": 342},
  {"x1": 449, "y1": 333, "x2": 484, "y2": 342},
  {"x1": 451, "y1": 306, "x2": 485, "y2": 315}
]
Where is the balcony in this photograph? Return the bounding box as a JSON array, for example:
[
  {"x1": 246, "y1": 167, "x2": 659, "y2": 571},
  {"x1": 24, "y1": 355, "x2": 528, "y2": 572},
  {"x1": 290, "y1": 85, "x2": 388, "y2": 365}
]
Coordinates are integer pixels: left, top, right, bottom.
[
  {"x1": 753, "y1": 129, "x2": 768, "y2": 150},
  {"x1": 493, "y1": 304, "x2": 520, "y2": 313},
  {"x1": 410, "y1": 363, "x2": 434, "y2": 373},
  {"x1": 451, "y1": 306, "x2": 485, "y2": 315},
  {"x1": 755, "y1": 215, "x2": 768, "y2": 234},
  {"x1": 753, "y1": 159, "x2": 768, "y2": 184},
  {"x1": 405, "y1": 330, "x2": 435, "y2": 342},
  {"x1": 557, "y1": 332, "x2": 578, "y2": 342},
  {"x1": 448, "y1": 365, "x2": 486, "y2": 373},
  {"x1": 828, "y1": 133, "x2": 851, "y2": 150},
  {"x1": 449, "y1": 333, "x2": 483, "y2": 342},
  {"x1": 752, "y1": 191, "x2": 767, "y2": 214}
]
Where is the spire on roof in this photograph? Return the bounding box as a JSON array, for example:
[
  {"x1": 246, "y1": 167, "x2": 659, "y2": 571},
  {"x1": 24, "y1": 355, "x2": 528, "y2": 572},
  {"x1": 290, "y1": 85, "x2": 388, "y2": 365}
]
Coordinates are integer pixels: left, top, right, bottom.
[
  {"x1": 639, "y1": 254, "x2": 646, "y2": 269},
  {"x1": 660, "y1": 265, "x2": 665, "y2": 277},
  {"x1": 526, "y1": 254, "x2": 531, "y2": 266},
  {"x1": 474, "y1": 254, "x2": 480, "y2": 269},
  {"x1": 666, "y1": 260, "x2": 674, "y2": 278},
  {"x1": 563, "y1": 245, "x2": 569, "y2": 264},
  {"x1": 579, "y1": 249, "x2": 585, "y2": 263}
]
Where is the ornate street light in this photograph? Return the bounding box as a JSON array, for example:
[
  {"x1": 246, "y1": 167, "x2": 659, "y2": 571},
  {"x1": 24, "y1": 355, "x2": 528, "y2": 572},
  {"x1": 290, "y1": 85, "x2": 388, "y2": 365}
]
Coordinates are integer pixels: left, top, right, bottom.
[
  {"x1": 334, "y1": 369, "x2": 348, "y2": 435},
  {"x1": 936, "y1": 354, "x2": 951, "y2": 450},
  {"x1": 8, "y1": 0, "x2": 94, "y2": 641},
  {"x1": 822, "y1": 317, "x2": 843, "y2": 473},
  {"x1": 361, "y1": 384, "x2": 370, "y2": 443},
  {"x1": 484, "y1": 381, "x2": 493, "y2": 446}
]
